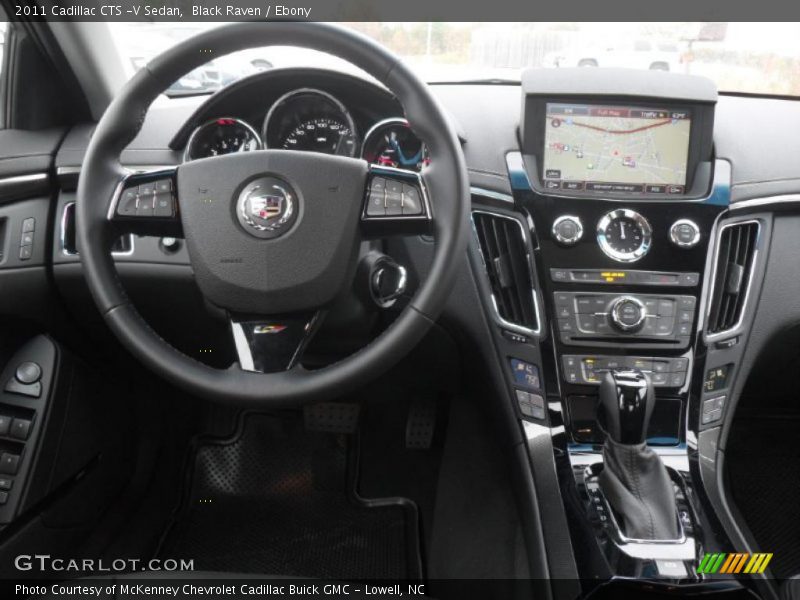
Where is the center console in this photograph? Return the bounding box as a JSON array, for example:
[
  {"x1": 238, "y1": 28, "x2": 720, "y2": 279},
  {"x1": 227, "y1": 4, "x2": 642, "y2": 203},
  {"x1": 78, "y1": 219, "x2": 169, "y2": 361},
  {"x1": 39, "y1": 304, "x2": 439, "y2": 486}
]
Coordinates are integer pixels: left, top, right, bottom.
[{"x1": 470, "y1": 69, "x2": 758, "y2": 597}]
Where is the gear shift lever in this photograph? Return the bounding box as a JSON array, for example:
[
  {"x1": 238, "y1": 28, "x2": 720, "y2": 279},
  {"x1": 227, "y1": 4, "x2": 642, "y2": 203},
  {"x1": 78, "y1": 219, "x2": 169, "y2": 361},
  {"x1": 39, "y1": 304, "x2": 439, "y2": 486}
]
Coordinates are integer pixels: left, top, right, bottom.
[
  {"x1": 598, "y1": 368, "x2": 654, "y2": 444},
  {"x1": 598, "y1": 369, "x2": 680, "y2": 540}
]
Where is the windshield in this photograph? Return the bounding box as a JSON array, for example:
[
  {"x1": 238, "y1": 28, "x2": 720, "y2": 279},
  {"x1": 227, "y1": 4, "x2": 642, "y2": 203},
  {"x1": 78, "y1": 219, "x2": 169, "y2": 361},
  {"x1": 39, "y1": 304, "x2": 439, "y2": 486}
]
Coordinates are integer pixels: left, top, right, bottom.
[{"x1": 109, "y1": 22, "x2": 800, "y2": 97}]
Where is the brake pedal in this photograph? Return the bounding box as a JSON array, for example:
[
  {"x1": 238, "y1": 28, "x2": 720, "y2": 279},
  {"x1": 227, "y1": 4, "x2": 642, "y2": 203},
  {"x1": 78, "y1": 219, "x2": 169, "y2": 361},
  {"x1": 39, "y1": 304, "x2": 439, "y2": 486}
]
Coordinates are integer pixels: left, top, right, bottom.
[
  {"x1": 304, "y1": 402, "x2": 360, "y2": 434},
  {"x1": 405, "y1": 399, "x2": 437, "y2": 449}
]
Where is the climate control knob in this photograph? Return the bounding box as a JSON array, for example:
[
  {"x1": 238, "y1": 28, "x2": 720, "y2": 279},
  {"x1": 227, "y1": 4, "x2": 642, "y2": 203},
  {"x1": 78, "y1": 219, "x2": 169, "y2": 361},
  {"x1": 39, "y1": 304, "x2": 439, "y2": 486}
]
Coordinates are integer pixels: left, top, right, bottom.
[
  {"x1": 610, "y1": 296, "x2": 647, "y2": 332},
  {"x1": 552, "y1": 215, "x2": 583, "y2": 246}
]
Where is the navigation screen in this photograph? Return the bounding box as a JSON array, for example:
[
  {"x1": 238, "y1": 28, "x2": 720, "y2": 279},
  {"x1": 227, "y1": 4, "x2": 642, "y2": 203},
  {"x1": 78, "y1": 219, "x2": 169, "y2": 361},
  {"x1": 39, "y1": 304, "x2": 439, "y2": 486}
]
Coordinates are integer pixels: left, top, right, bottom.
[{"x1": 543, "y1": 103, "x2": 691, "y2": 194}]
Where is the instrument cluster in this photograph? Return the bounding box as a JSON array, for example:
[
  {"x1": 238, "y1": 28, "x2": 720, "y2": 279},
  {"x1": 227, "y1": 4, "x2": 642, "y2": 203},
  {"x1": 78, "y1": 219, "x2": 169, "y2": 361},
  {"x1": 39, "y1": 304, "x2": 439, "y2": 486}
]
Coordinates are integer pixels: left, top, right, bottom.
[{"x1": 184, "y1": 87, "x2": 428, "y2": 171}]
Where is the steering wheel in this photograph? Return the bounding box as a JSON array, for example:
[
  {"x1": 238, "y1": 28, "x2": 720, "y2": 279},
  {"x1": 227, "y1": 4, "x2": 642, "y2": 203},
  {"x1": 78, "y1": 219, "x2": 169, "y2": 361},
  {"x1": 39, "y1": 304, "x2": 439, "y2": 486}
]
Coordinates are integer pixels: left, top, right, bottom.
[{"x1": 76, "y1": 23, "x2": 469, "y2": 406}]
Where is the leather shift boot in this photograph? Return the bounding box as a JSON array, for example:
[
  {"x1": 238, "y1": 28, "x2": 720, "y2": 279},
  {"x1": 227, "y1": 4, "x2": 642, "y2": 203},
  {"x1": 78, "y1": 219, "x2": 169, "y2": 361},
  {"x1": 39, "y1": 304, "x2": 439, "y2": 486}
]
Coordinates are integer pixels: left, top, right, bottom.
[{"x1": 599, "y1": 437, "x2": 680, "y2": 540}]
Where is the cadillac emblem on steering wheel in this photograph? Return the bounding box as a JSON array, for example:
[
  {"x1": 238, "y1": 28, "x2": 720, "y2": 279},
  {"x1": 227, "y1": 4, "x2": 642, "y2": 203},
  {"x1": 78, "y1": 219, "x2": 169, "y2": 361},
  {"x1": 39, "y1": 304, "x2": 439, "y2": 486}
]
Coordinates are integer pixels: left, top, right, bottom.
[{"x1": 236, "y1": 176, "x2": 298, "y2": 239}]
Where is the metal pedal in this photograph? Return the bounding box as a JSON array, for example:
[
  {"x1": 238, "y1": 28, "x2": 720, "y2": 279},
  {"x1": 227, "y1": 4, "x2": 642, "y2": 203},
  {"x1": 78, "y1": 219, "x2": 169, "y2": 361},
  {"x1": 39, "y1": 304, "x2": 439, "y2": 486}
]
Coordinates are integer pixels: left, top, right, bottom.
[
  {"x1": 405, "y1": 399, "x2": 437, "y2": 449},
  {"x1": 304, "y1": 402, "x2": 360, "y2": 434}
]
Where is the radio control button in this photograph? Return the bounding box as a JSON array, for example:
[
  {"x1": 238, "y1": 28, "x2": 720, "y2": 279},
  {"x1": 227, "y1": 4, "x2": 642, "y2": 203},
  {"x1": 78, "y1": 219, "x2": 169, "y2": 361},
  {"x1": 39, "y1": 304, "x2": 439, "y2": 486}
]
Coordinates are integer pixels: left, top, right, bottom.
[
  {"x1": 577, "y1": 314, "x2": 596, "y2": 332},
  {"x1": 656, "y1": 317, "x2": 675, "y2": 335},
  {"x1": 658, "y1": 299, "x2": 675, "y2": 316},
  {"x1": 552, "y1": 215, "x2": 583, "y2": 246},
  {"x1": 670, "y1": 219, "x2": 701, "y2": 248}
]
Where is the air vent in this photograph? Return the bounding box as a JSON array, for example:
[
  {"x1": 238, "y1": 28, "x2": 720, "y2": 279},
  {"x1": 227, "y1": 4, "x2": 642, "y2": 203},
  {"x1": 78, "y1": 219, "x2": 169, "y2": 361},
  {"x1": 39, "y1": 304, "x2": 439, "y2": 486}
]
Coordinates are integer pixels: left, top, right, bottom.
[
  {"x1": 472, "y1": 211, "x2": 539, "y2": 334},
  {"x1": 707, "y1": 221, "x2": 759, "y2": 334}
]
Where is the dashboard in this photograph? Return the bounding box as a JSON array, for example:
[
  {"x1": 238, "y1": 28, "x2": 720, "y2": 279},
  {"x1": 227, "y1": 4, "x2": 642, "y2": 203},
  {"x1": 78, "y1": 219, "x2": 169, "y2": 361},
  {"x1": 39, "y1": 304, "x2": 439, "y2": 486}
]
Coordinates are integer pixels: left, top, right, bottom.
[
  {"x1": 178, "y1": 71, "x2": 429, "y2": 172},
  {"x1": 0, "y1": 62, "x2": 797, "y2": 592}
]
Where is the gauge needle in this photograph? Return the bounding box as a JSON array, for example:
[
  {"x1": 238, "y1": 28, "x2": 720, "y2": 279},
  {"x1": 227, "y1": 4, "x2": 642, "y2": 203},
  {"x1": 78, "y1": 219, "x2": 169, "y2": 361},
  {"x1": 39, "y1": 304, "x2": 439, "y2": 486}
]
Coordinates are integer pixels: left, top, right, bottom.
[
  {"x1": 620, "y1": 222, "x2": 627, "y2": 240},
  {"x1": 389, "y1": 137, "x2": 422, "y2": 167}
]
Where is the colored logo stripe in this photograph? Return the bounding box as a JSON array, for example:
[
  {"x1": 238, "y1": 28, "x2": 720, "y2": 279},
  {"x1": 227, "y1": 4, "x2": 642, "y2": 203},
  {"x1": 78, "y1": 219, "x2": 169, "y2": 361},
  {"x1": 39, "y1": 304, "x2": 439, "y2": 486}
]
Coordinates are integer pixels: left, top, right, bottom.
[{"x1": 697, "y1": 553, "x2": 773, "y2": 574}]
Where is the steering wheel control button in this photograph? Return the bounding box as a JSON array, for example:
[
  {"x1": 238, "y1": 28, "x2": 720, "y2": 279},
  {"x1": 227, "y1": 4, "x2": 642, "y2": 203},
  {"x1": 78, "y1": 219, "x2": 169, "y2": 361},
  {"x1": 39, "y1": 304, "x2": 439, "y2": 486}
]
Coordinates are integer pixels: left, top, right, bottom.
[
  {"x1": 154, "y1": 193, "x2": 175, "y2": 217},
  {"x1": 117, "y1": 187, "x2": 139, "y2": 216},
  {"x1": 236, "y1": 176, "x2": 297, "y2": 239},
  {"x1": 510, "y1": 359, "x2": 541, "y2": 391},
  {"x1": 0, "y1": 453, "x2": 20, "y2": 476},
  {"x1": 367, "y1": 177, "x2": 387, "y2": 216},
  {"x1": 610, "y1": 296, "x2": 647, "y2": 332},
  {"x1": 552, "y1": 215, "x2": 583, "y2": 246},
  {"x1": 402, "y1": 184, "x2": 422, "y2": 215},
  {"x1": 15, "y1": 362, "x2": 42, "y2": 385},
  {"x1": 385, "y1": 180, "x2": 403, "y2": 216},
  {"x1": 670, "y1": 219, "x2": 701, "y2": 248}
]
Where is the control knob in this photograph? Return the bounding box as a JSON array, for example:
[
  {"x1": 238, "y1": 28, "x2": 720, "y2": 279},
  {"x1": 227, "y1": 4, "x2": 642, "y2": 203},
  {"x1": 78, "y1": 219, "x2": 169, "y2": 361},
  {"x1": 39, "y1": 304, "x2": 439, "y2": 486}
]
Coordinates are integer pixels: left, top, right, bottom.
[
  {"x1": 670, "y1": 219, "x2": 701, "y2": 248},
  {"x1": 610, "y1": 296, "x2": 647, "y2": 332},
  {"x1": 552, "y1": 215, "x2": 583, "y2": 246}
]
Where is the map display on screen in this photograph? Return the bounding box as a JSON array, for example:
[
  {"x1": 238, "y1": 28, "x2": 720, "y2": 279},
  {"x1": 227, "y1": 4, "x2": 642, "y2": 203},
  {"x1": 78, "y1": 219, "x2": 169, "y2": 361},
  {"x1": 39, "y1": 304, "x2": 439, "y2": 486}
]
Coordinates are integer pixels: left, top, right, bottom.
[{"x1": 543, "y1": 103, "x2": 691, "y2": 194}]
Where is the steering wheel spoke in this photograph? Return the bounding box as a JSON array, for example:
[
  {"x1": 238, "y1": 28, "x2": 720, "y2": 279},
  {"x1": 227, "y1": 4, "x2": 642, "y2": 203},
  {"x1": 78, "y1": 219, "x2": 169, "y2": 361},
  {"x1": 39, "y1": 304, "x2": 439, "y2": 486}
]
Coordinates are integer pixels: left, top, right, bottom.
[
  {"x1": 230, "y1": 311, "x2": 324, "y2": 373},
  {"x1": 109, "y1": 168, "x2": 183, "y2": 237},
  {"x1": 360, "y1": 166, "x2": 432, "y2": 237}
]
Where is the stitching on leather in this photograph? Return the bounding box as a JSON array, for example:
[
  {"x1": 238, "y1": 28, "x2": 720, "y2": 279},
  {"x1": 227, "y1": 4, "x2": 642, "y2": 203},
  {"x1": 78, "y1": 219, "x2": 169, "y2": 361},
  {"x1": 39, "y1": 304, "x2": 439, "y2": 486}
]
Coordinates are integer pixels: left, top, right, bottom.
[{"x1": 634, "y1": 446, "x2": 656, "y2": 539}]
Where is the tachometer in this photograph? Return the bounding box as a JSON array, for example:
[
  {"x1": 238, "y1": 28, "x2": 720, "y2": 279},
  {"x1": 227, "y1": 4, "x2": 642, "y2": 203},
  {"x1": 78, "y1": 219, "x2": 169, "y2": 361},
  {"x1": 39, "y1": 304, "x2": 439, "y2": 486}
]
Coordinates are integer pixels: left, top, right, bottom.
[
  {"x1": 263, "y1": 88, "x2": 358, "y2": 157},
  {"x1": 282, "y1": 117, "x2": 356, "y2": 155},
  {"x1": 361, "y1": 118, "x2": 429, "y2": 171},
  {"x1": 184, "y1": 118, "x2": 262, "y2": 162}
]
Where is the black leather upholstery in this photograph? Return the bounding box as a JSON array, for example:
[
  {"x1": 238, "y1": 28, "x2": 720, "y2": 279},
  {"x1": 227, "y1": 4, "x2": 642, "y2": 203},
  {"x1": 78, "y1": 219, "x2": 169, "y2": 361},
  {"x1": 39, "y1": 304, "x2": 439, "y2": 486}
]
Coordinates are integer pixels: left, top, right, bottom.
[{"x1": 600, "y1": 437, "x2": 680, "y2": 540}]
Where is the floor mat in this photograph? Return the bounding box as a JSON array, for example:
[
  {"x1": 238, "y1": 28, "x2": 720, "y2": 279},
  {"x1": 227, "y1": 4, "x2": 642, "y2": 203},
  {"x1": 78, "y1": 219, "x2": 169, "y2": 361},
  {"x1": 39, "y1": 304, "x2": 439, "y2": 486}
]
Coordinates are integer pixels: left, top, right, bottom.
[
  {"x1": 159, "y1": 413, "x2": 420, "y2": 579},
  {"x1": 727, "y1": 416, "x2": 800, "y2": 579}
]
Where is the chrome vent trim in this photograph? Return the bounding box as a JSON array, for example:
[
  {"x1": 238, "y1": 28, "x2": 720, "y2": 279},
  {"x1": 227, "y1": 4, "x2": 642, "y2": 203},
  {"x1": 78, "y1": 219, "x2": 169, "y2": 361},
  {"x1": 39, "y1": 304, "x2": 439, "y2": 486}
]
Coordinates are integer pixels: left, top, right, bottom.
[
  {"x1": 706, "y1": 219, "x2": 760, "y2": 337},
  {"x1": 471, "y1": 209, "x2": 541, "y2": 336}
]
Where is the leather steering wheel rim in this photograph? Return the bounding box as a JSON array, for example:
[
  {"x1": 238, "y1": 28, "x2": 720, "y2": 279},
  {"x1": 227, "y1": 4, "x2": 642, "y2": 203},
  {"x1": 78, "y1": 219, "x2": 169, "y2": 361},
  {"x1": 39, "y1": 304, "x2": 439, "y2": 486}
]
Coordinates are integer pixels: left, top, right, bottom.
[{"x1": 76, "y1": 22, "x2": 469, "y2": 406}]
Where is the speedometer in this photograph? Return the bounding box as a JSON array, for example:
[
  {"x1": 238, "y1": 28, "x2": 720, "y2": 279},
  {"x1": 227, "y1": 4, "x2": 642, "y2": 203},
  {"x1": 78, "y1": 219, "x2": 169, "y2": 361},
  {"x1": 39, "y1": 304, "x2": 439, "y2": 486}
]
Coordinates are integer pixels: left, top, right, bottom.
[
  {"x1": 184, "y1": 118, "x2": 262, "y2": 162},
  {"x1": 282, "y1": 117, "x2": 356, "y2": 156},
  {"x1": 263, "y1": 88, "x2": 358, "y2": 157}
]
